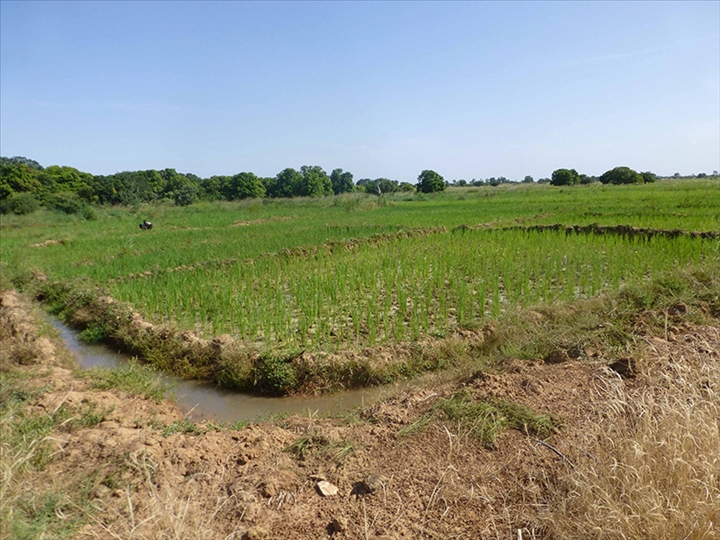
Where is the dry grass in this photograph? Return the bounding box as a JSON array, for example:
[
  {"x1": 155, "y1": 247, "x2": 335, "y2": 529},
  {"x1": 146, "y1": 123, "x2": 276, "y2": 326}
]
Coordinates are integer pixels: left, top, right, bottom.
[
  {"x1": 81, "y1": 452, "x2": 240, "y2": 540},
  {"x1": 541, "y1": 330, "x2": 720, "y2": 539}
]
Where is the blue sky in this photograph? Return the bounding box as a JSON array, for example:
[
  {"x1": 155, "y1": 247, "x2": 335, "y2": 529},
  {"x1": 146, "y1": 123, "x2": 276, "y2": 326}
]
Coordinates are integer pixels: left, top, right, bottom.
[{"x1": 1, "y1": 1, "x2": 718, "y2": 181}]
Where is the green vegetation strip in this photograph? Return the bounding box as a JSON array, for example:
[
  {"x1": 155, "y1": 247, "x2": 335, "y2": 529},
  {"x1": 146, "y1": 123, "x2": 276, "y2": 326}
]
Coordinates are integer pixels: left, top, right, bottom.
[{"x1": 14, "y1": 257, "x2": 720, "y2": 396}]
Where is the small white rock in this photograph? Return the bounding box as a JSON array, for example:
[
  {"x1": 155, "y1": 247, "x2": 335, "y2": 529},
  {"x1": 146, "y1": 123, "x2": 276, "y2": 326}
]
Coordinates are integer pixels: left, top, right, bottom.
[{"x1": 316, "y1": 481, "x2": 339, "y2": 497}]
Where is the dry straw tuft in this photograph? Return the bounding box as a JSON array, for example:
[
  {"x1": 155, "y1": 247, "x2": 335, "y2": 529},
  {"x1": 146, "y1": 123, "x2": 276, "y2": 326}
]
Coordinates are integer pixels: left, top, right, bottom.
[{"x1": 542, "y1": 330, "x2": 720, "y2": 539}]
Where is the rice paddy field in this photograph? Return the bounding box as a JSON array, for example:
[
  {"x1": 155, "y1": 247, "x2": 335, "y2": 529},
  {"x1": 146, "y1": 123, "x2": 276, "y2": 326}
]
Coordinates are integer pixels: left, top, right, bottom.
[{"x1": 2, "y1": 179, "x2": 720, "y2": 355}]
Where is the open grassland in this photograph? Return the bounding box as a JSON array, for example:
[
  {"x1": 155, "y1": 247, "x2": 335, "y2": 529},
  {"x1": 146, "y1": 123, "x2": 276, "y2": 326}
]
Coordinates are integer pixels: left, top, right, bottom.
[{"x1": 1, "y1": 179, "x2": 719, "y2": 388}]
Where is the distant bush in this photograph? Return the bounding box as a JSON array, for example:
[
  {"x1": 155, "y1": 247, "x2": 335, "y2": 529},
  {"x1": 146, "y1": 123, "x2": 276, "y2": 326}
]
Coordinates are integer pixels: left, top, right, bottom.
[
  {"x1": 43, "y1": 192, "x2": 96, "y2": 219},
  {"x1": 600, "y1": 166, "x2": 644, "y2": 185},
  {"x1": 550, "y1": 169, "x2": 580, "y2": 186},
  {"x1": 1, "y1": 193, "x2": 40, "y2": 215},
  {"x1": 641, "y1": 171, "x2": 658, "y2": 183}
]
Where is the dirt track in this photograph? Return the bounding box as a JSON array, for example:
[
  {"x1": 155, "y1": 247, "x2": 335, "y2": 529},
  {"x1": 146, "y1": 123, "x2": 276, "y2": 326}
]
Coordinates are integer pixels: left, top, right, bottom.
[{"x1": 2, "y1": 289, "x2": 718, "y2": 539}]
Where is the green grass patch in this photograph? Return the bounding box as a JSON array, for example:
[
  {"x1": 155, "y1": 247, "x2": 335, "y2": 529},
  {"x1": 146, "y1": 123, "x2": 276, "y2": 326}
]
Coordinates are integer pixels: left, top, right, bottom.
[
  {"x1": 161, "y1": 418, "x2": 203, "y2": 437},
  {"x1": 3, "y1": 179, "x2": 719, "y2": 394},
  {"x1": 284, "y1": 434, "x2": 355, "y2": 463},
  {"x1": 10, "y1": 490, "x2": 86, "y2": 540},
  {"x1": 77, "y1": 322, "x2": 108, "y2": 343},
  {"x1": 399, "y1": 389, "x2": 557, "y2": 448},
  {"x1": 80, "y1": 359, "x2": 168, "y2": 402}
]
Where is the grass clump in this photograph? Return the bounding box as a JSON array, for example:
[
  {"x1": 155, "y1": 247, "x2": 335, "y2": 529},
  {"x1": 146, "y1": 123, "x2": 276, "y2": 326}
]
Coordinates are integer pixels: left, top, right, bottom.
[
  {"x1": 254, "y1": 351, "x2": 299, "y2": 395},
  {"x1": 81, "y1": 359, "x2": 168, "y2": 402},
  {"x1": 435, "y1": 390, "x2": 556, "y2": 448},
  {"x1": 284, "y1": 433, "x2": 355, "y2": 463},
  {"x1": 398, "y1": 389, "x2": 556, "y2": 448},
  {"x1": 161, "y1": 418, "x2": 202, "y2": 437},
  {"x1": 0, "y1": 377, "x2": 103, "y2": 538},
  {"x1": 77, "y1": 322, "x2": 108, "y2": 344},
  {"x1": 10, "y1": 490, "x2": 85, "y2": 540}
]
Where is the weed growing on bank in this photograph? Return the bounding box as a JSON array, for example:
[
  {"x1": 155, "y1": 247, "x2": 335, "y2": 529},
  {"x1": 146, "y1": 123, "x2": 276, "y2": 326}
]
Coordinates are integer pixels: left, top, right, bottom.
[
  {"x1": 80, "y1": 359, "x2": 169, "y2": 402},
  {"x1": 397, "y1": 389, "x2": 556, "y2": 448}
]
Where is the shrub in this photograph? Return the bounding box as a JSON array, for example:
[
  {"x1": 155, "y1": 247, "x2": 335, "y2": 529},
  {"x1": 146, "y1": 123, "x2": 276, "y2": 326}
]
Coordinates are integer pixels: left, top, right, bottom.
[
  {"x1": 600, "y1": 166, "x2": 644, "y2": 185},
  {"x1": 641, "y1": 171, "x2": 658, "y2": 183},
  {"x1": 253, "y1": 352, "x2": 298, "y2": 394},
  {"x1": 43, "y1": 192, "x2": 96, "y2": 219},
  {"x1": 550, "y1": 169, "x2": 580, "y2": 186},
  {"x1": 1, "y1": 193, "x2": 40, "y2": 215}
]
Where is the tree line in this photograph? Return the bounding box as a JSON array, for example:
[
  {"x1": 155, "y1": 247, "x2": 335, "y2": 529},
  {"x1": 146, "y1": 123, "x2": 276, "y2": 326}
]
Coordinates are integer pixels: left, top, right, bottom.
[
  {"x1": 1, "y1": 155, "x2": 706, "y2": 217},
  {"x1": 0, "y1": 157, "x2": 454, "y2": 216}
]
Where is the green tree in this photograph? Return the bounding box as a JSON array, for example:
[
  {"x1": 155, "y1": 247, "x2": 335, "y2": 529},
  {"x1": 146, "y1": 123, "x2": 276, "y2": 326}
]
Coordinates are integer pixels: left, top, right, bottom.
[
  {"x1": 330, "y1": 168, "x2": 355, "y2": 194},
  {"x1": 271, "y1": 168, "x2": 303, "y2": 198},
  {"x1": 599, "y1": 166, "x2": 644, "y2": 185},
  {"x1": 640, "y1": 171, "x2": 658, "y2": 183},
  {"x1": 0, "y1": 162, "x2": 44, "y2": 201},
  {"x1": 416, "y1": 170, "x2": 445, "y2": 193},
  {"x1": 0, "y1": 156, "x2": 43, "y2": 170},
  {"x1": 300, "y1": 165, "x2": 332, "y2": 197},
  {"x1": 160, "y1": 169, "x2": 199, "y2": 205},
  {"x1": 365, "y1": 178, "x2": 402, "y2": 195},
  {"x1": 40, "y1": 165, "x2": 95, "y2": 199},
  {"x1": 222, "y1": 172, "x2": 266, "y2": 200},
  {"x1": 550, "y1": 169, "x2": 580, "y2": 186},
  {"x1": 201, "y1": 176, "x2": 224, "y2": 200}
]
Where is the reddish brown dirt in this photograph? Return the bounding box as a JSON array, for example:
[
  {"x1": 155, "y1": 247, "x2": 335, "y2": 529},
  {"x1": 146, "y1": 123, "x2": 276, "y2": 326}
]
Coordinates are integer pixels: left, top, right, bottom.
[{"x1": 2, "y1": 289, "x2": 715, "y2": 539}]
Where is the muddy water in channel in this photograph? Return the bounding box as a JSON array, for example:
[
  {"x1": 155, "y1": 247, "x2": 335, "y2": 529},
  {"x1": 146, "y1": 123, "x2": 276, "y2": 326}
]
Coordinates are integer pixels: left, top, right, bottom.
[{"x1": 53, "y1": 320, "x2": 396, "y2": 423}]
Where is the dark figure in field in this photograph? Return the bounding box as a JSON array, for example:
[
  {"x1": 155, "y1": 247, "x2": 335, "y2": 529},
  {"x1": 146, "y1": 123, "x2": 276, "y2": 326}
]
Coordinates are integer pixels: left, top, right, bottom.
[{"x1": 139, "y1": 220, "x2": 153, "y2": 230}]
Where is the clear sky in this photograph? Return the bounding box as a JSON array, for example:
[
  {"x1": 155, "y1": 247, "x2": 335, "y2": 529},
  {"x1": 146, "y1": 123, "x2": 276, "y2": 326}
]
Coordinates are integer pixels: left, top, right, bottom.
[{"x1": 1, "y1": 1, "x2": 718, "y2": 182}]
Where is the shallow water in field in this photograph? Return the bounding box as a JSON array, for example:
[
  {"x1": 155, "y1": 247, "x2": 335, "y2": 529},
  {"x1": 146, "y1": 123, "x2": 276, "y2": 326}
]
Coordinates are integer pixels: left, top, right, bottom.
[{"x1": 52, "y1": 319, "x2": 394, "y2": 423}]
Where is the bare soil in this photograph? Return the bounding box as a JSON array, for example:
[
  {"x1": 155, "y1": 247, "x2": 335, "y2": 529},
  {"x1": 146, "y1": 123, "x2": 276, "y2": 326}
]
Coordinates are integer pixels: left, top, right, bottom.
[{"x1": 2, "y1": 289, "x2": 717, "y2": 539}]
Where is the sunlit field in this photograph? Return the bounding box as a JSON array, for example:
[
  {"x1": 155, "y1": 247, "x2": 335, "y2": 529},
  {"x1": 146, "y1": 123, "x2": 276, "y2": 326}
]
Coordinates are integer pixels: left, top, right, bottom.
[{"x1": 2, "y1": 179, "x2": 719, "y2": 353}]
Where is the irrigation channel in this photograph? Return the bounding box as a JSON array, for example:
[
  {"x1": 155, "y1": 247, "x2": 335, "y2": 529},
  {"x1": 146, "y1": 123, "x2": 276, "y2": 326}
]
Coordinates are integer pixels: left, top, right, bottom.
[{"x1": 52, "y1": 319, "x2": 394, "y2": 423}]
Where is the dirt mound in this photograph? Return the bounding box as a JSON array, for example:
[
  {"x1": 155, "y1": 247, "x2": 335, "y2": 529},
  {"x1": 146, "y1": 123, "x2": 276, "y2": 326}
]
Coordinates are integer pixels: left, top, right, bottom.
[
  {"x1": 30, "y1": 238, "x2": 68, "y2": 248},
  {"x1": 0, "y1": 289, "x2": 61, "y2": 370}
]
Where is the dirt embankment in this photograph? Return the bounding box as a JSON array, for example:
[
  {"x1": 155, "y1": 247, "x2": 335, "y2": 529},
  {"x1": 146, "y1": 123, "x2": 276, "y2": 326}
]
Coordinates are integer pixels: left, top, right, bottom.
[
  {"x1": 3, "y1": 288, "x2": 718, "y2": 539},
  {"x1": 29, "y1": 275, "x2": 495, "y2": 396},
  {"x1": 457, "y1": 222, "x2": 720, "y2": 240}
]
